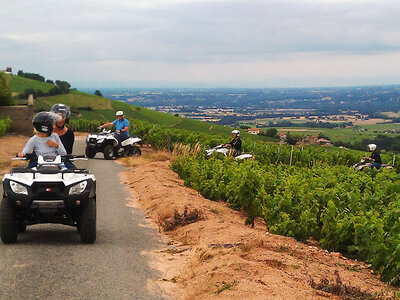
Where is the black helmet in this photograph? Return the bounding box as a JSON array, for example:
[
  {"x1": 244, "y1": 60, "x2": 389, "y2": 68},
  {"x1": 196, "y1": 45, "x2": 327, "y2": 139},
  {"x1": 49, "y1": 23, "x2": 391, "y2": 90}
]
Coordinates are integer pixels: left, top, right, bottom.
[
  {"x1": 32, "y1": 112, "x2": 58, "y2": 136},
  {"x1": 50, "y1": 103, "x2": 70, "y2": 124}
]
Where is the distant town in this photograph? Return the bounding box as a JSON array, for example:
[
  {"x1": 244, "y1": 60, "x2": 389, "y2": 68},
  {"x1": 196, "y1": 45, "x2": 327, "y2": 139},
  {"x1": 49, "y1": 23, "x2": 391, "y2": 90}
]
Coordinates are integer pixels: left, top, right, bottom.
[{"x1": 92, "y1": 86, "x2": 400, "y2": 127}]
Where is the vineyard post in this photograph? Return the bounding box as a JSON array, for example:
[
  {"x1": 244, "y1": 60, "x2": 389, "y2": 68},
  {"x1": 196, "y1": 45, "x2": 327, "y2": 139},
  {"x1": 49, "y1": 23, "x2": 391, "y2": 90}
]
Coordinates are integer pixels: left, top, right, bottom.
[
  {"x1": 393, "y1": 155, "x2": 396, "y2": 166},
  {"x1": 290, "y1": 145, "x2": 294, "y2": 166},
  {"x1": 276, "y1": 144, "x2": 281, "y2": 164},
  {"x1": 167, "y1": 134, "x2": 171, "y2": 150}
]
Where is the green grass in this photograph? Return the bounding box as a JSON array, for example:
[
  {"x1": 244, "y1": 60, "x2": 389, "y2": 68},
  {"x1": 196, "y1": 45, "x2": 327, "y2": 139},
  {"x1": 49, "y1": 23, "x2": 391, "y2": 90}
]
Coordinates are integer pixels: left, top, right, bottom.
[{"x1": 8, "y1": 75, "x2": 55, "y2": 94}]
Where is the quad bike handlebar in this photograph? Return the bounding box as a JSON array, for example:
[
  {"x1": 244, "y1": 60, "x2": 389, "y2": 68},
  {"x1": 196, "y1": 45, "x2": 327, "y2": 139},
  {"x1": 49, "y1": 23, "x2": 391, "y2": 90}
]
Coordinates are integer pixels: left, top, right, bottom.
[{"x1": 13, "y1": 154, "x2": 86, "y2": 161}]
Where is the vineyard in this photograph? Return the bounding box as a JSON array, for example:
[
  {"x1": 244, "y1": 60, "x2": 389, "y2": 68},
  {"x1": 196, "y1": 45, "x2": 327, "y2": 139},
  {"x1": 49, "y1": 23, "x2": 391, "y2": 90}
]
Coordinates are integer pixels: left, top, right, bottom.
[
  {"x1": 0, "y1": 117, "x2": 13, "y2": 137},
  {"x1": 71, "y1": 118, "x2": 400, "y2": 284}
]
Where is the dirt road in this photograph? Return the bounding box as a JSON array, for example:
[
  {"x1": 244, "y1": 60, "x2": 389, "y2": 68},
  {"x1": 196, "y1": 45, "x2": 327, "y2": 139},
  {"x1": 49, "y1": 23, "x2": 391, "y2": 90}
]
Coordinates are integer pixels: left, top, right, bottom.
[{"x1": 0, "y1": 137, "x2": 167, "y2": 299}]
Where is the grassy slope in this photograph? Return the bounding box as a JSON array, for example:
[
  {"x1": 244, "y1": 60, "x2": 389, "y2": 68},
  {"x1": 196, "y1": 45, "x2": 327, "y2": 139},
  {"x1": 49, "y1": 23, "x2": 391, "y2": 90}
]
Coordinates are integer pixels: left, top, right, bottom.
[
  {"x1": 8, "y1": 75, "x2": 55, "y2": 93},
  {"x1": 9, "y1": 75, "x2": 276, "y2": 141}
]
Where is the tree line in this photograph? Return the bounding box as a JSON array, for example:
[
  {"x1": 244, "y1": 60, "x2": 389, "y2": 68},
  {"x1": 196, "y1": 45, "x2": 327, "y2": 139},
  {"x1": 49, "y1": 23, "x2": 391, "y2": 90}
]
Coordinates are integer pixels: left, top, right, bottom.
[{"x1": 18, "y1": 80, "x2": 71, "y2": 99}]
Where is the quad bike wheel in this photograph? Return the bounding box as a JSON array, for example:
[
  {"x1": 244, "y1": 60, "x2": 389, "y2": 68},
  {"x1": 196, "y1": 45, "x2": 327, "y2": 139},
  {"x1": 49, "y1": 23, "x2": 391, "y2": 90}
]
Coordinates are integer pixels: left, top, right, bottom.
[
  {"x1": 85, "y1": 146, "x2": 96, "y2": 158},
  {"x1": 0, "y1": 197, "x2": 18, "y2": 244},
  {"x1": 103, "y1": 144, "x2": 115, "y2": 160},
  {"x1": 79, "y1": 197, "x2": 96, "y2": 243},
  {"x1": 128, "y1": 146, "x2": 141, "y2": 157},
  {"x1": 17, "y1": 222, "x2": 27, "y2": 233}
]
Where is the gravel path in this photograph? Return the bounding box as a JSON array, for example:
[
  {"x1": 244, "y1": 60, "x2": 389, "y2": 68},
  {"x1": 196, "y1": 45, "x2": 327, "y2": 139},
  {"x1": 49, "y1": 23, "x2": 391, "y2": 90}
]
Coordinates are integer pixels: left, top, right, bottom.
[{"x1": 0, "y1": 138, "x2": 166, "y2": 300}]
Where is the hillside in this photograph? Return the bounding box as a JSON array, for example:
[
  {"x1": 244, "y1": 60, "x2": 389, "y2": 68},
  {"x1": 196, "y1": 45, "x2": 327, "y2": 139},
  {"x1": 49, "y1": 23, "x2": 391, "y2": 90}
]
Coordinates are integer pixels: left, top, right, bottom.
[
  {"x1": 8, "y1": 75, "x2": 275, "y2": 141},
  {"x1": 8, "y1": 75, "x2": 54, "y2": 94}
]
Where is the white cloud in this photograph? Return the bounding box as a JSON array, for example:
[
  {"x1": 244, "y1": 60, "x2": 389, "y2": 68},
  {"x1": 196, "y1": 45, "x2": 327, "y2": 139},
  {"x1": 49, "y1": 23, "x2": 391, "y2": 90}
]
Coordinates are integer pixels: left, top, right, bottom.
[{"x1": 0, "y1": 0, "x2": 399, "y2": 87}]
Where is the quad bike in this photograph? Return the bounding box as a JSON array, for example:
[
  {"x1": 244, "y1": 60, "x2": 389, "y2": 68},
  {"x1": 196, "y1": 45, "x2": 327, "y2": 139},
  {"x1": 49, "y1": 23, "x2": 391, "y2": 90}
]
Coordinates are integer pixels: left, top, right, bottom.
[
  {"x1": 353, "y1": 158, "x2": 393, "y2": 171},
  {"x1": 85, "y1": 129, "x2": 142, "y2": 160},
  {"x1": 1, "y1": 154, "x2": 96, "y2": 244},
  {"x1": 205, "y1": 144, "x2": 253, "y2": 160}
]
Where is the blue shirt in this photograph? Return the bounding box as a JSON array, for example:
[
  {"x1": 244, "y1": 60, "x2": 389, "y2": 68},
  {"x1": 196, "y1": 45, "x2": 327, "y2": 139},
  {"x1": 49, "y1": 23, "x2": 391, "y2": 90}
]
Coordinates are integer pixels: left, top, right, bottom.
[{"x1": 113, "y1": 118, "x2": 129, "y2": 136}]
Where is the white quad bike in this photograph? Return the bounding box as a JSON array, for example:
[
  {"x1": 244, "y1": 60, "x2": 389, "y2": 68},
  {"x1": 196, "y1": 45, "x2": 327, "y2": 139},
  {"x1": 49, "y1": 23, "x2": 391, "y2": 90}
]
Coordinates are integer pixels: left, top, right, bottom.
[
  {"x1": 205, "y1": 144, "x2": 254, "y2": 160},
  {"x1": 1, "y1": 154, "x2": 96, "y2": 244},
  {"x1": 353, "y1": 158, "x2": 394, "y2": 171},
  {"x1": 85, "y1": 129, "x2": 142, "y2": 160}
]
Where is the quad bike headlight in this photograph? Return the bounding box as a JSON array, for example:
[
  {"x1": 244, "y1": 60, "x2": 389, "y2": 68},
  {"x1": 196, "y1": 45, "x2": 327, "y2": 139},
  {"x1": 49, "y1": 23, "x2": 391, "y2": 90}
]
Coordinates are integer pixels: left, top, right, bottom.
[
  {"x1": 10, "y1": 181, "x2": 28, "y2": 195},
  {"x1": 69, "y1": 181, "x2": 88, "y2": 195}
]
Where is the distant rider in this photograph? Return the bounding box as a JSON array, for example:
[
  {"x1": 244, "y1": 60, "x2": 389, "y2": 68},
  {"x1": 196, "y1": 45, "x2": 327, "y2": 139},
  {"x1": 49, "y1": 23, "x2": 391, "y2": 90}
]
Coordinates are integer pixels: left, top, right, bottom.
[
  {"x1": 225, "y1": 130, "x2": 242, "y2": 157},
  {"x1": 99, "y1": 111, "x2": 130, "y2": 152},
  {"x1": 363, "y1": 143, "x2": 382, "y2": 169}
]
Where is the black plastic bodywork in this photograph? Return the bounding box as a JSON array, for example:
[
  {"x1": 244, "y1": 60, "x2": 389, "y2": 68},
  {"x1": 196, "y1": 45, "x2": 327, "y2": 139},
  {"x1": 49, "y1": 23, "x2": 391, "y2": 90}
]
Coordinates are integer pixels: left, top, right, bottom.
[{"x1": 2, "y1": 172, "x2": 96, "y2": 226}]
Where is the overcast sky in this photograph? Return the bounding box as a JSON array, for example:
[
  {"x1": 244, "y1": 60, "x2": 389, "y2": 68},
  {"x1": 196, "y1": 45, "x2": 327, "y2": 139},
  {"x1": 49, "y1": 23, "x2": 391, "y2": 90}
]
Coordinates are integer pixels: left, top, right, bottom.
[{"x1": 1, "y1": 0, "x2": 400, "y2": 88}]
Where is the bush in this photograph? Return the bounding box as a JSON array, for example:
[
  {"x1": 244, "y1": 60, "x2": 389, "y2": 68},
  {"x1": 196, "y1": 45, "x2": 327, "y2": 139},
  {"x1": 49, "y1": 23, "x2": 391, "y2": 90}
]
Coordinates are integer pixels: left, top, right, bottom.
[
  {"x1": 0, "y1": 117, "x2": 13, "y2": 136},
  {"x1": 94, "y1": 90, "x2": 103, "y2": 97},
  {"x1": 69, "y1": 119, "x2": 102, "y2": 132},
  {"x1": 265, "y1": 128, "x2": 278, "y2": 137},
  {"x1": 0, "y1": 72, "x2": 13, "y2": 106}
]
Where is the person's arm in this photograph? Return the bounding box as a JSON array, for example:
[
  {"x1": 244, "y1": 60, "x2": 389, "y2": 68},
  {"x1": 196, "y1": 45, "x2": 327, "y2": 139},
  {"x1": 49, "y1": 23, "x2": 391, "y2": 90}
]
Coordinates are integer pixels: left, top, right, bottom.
[
  {"x1": 118, "y1": 126, "x2": 129, "y2": 134},
  {"x1": 54, "y1": 134, "x2": 67, "y2": 156},
  {"x1": 69, "y1": 130, "x2": 75, "y2": 154},
  {"x1": 99, "y1": 122, "x2": 114, "y2": 128},
  {"x1": 19, "y1": 136, "x2": 35, "y2": 156},
  {"x1": 225, "y1": 139, "x2": 234, "y2": 147}
]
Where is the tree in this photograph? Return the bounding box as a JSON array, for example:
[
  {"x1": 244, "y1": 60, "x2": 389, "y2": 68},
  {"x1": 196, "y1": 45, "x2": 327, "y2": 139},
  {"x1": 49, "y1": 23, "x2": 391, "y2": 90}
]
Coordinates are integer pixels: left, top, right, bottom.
[
  {"x1": 286, "y1": 131, "x2": 300, "y2": 145},
  {"x1": 265, "y1": 128, "x2": 278, "y2": 137},
  {"x1": 24, "y1": 88, "x2": 36, "y2": 98},
  {"x1": 46, "y1": 79, "x2": 54, "y2": 84},
  {"x1": 17, "y1": 70, "x2": 45, "y2": 82},
  {"x1": 0, "y1": 72, "x2": 13, "y2": 106},
  {"x1": 55, "y1": 80, "x2": 71, "y2": 94},
  {"x1": 49, "y1": 86, "x2": 61, "y2": 96},
  {"x1": 94, "y1": 90, "x2": 103, "y2": 97}
]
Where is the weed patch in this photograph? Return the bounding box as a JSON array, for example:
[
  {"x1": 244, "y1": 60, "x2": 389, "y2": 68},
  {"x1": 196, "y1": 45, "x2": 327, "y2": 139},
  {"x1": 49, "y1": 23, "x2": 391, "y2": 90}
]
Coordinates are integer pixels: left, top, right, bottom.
[
  {"x1": 158, "y1": 206, "x2": 203, "y2": 231},
  {"x1": 215, "y1": 281, "x2": 238, "y2": 295},
  {"x1": 309, "y1": 271, "x2": 395, "y2": 299}
]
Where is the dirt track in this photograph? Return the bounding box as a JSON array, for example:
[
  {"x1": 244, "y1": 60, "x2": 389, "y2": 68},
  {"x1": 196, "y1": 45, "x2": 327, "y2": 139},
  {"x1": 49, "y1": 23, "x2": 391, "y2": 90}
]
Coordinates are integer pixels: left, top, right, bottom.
[{"x1": 121, "y1": 149, "x2": 399, "y2": 299}]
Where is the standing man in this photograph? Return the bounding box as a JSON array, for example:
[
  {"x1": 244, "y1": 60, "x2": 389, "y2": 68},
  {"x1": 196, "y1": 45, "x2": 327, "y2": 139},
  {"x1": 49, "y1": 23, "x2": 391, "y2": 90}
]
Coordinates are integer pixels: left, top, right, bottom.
[{"x1": 99, "y1": 111, "x2": 130, "y2": 151}]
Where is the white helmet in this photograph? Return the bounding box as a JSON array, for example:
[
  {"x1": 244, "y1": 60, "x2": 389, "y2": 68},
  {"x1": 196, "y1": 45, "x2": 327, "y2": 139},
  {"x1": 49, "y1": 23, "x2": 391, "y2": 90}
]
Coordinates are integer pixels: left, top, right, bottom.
[
  {"x1": 116, "y1": 111, "x2": 124, "y2": 116},
  {"x1": 368, "y1": 144, "x2": 377, "y2": 151},
  {"x1": 231, "y1": 130, "x2": 240, "y2": 136}
]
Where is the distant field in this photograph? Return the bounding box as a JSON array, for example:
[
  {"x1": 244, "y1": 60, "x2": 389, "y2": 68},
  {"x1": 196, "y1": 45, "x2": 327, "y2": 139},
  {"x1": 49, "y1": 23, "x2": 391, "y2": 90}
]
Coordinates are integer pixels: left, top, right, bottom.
[
  {"x1": 382, "y1": 111, "x2": 400, "y2": 118},
  {"x1": 261, "y1": 124, "x2": 400, "y2": 144}
]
